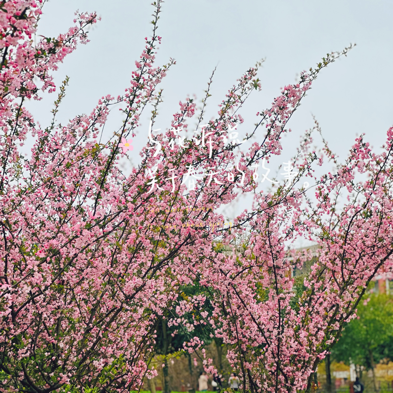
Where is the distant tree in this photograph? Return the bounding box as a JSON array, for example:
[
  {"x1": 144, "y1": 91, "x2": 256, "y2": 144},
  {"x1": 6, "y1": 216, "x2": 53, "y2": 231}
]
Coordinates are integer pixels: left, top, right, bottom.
[
  {"x1": 332, "y1": 294, "x2": 393, "y2": 391},
  {"x1": 374, "y1": 334, "x2": 393, "y2": 364}
]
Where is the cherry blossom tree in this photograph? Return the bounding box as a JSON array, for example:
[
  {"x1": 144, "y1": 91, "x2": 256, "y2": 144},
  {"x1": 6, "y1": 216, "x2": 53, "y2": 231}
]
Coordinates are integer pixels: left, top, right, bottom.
[
  {"x1": 1, "y1": 1, "x2": 392, "y2": 392},
  {"x1": 189, "y1": 129, "x2": 393, "y2": 392}
]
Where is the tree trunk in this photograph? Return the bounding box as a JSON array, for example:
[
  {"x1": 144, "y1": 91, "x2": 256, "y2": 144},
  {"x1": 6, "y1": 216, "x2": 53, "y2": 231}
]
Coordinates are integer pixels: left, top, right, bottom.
[
  {"x1": 369, "y1": 349, "x2": 378, "y2": 393},
  {"x1": 187, "y1": 352, "x2": 193, "y2": 376},
  {"x1": 306, "y1": 372, "x2": 318, "y2": 393},
  {"x1": 162, "y1": 319, "x2": 171, "y2": 393},
  {"x1": 313, "y1": 371, "x2": 318, "y2": 391},
  {"x1": 305, "y1": 377, "x2": 312, "y2": 393},
  {"x1": 163, "y1": 357, "x2": 170, "y2": 393},
  {"x1": 187, "y1": 352, "x2": 196, "y2": 391},
  {"x1": 359, "y1": 364, "x2": 363, "y2": 380},
  {"x1": 325, "y1": 354, "x2": 332, "y2": 393},
  {"x1": 306, "y1": 359, "x2": 320, "y2": 393},
  {"x1": 148, "y1": 377, "x2": 157, "y2": 393},
  {"x1": 214, "y1": 338, "x2": 223, "y2": 372}
]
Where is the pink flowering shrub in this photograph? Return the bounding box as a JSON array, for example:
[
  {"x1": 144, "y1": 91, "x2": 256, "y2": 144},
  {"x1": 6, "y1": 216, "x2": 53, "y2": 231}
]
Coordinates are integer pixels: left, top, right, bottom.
[{"x1": 1, "y1": 1, "x2": 393, "y2": 392}]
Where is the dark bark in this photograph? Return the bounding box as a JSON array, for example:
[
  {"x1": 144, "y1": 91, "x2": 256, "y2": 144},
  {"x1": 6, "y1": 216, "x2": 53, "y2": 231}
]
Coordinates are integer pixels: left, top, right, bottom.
[
  {"x1": 369, "y1": 349, "x2": 378, "y2": 392},
  {"x1": 313, "y1": 371, "x2": 318, "y2": 390},
  {"x1": 325, "y1": 353, "x2": 332, "y2": 393},
  {"x1": 306, "y1": 371, "x2": 318, "y2": 393},
  {"x1": 162, "y1": 319, "x2": 171, "y2": 393},
  {"x1": 187, "y1": 352, "x2": 193, "y2": 376},
  {"x1": 214, "y1": 338, "x2": 223, "y2": 372}
]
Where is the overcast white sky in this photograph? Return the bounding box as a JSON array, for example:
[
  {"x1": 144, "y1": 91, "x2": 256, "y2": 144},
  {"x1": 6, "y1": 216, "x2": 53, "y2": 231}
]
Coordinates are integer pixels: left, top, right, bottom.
[{"x1": 26, "y1": 0, "x2": 393, "y2": 240}]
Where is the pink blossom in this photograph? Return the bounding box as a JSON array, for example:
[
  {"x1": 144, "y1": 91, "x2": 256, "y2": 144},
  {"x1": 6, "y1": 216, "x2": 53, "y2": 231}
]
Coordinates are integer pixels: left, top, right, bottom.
[{"x1": 119, "y1": 138, "x2": 134, "y2": 153}]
